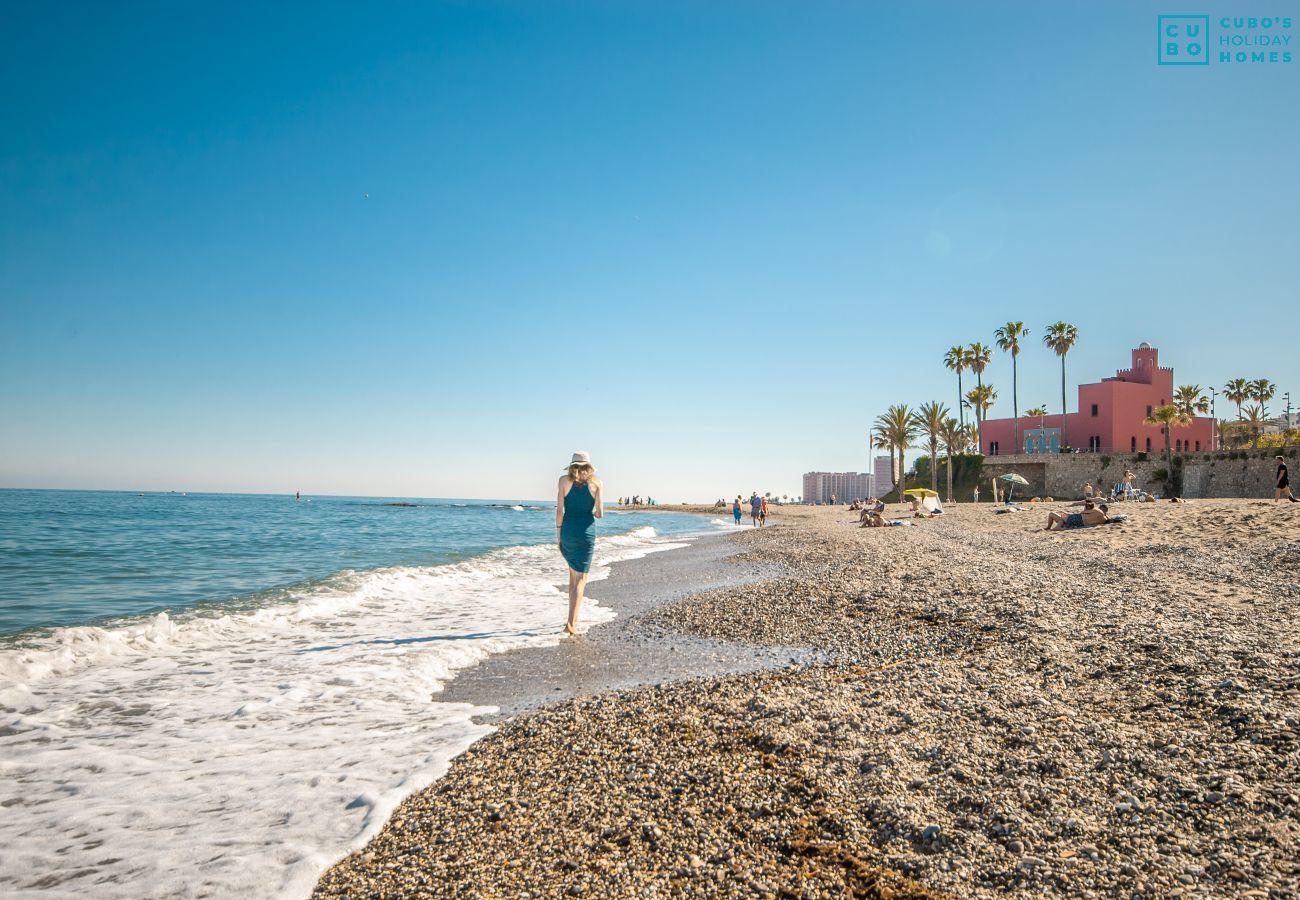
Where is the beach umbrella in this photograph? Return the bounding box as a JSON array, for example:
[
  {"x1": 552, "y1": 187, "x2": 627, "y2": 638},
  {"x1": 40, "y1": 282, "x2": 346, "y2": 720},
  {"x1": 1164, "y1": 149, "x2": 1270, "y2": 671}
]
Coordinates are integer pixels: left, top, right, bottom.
[
  {"x1": 998, "y1": 472, "x2": 1030, "y2": 503},
  {"x1": 901, "y1": 488, "x2": 939, "y2": 497}
]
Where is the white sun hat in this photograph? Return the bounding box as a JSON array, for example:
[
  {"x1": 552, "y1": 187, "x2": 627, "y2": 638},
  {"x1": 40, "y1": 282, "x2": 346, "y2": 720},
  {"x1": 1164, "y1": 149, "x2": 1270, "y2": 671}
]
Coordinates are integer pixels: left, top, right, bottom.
[{"x1": 564, "y1": 451, "x2": 593, "y2": 469}]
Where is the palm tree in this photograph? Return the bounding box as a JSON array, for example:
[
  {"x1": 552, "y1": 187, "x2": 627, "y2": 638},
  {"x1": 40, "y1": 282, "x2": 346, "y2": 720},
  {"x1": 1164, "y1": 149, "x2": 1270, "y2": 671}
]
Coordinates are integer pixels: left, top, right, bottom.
[
  {"x1": 1242, "y1": 404, "x2": 1266, "y2": 447},
  {"x1": 1250, "y1": 379, "x2": 1276, "y2": 418},
  {"x1": 1025, "y1": 405, "x2": 1048, "y2": 417},
  {"x1": 994, "y1": 322, "x2": 1028, "y2": 455},
  {"x1": 911, "y1": 401, "x2": 950, "y2": 493},
  {"x1": 872, "y1": 405, "x2": 917, "y2": 502},
  {"x1": 938, "y1": 416, "x2": 969, "y2": 502},
  {"x1": 1223, "y1": 378, "x2": 1251, "y2": 420},
  {"x1": 1173, "y1": 384, "x2": 1210, "y2": 417},
  {"x1": 967, "y1": 342, "x2": 992, "y2": 394},
  {"x1": 964, "y1": 384, "x2": 998, "y2": 449},
  {"x1": 1145, "y1": 404, "x2": 1193, "y2": 476},
  {"x1": 944, "y1": 346, "x2": 969, "y2": 427},
  {"x1": 1042, "y1": 322, "x2": 1079, "y2": 449}
]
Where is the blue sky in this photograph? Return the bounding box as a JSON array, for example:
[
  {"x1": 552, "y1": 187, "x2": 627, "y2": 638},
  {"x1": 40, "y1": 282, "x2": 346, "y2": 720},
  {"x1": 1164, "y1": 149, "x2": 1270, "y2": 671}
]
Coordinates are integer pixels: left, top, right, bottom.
[{"x1": 2, "y1": 1, "x2": 1297, "y2": 500}]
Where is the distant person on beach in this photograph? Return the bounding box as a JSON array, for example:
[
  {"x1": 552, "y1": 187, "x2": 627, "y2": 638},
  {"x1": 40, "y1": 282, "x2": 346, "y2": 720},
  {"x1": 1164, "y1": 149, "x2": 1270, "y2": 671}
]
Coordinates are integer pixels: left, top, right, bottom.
[
  {"x1": 1277, "y1": 456, "x2": 1297, "y2": 502},
  {"x1": 972, "y1": 485, "x2": 979, "y2": 503},
  {"x1": 750, "y1": 492, "x2": 762, "y2": 527},
  {"x1": 1045, "y1": 500, "x2": 1110, "y2": 531},
  {"x1": 759, "y1": 496, "x2": 769, "y2": 526},
  {"x1": 1117, "y1": 471, "x2": 1136, "y2": 500},
  {"x1": 732, "y1": 497, "x2": 743, "y2": 525},
  {"x1": 556, "y1": 451, "x2": 603, "y2": 636},
  {"x1": 1083, "y1": 483, "x2": 1094, "y2": 501}
]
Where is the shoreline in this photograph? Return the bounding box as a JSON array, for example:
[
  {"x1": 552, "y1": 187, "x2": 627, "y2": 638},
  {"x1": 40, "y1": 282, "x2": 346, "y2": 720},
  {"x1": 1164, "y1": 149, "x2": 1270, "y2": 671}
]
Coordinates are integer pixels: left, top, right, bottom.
[
  {"x1": 316, "y1": 499, "x2": 1299, "y2": 898},
  {"x1": 440, "y1": 524, "x2": 813, "y2": 721}
]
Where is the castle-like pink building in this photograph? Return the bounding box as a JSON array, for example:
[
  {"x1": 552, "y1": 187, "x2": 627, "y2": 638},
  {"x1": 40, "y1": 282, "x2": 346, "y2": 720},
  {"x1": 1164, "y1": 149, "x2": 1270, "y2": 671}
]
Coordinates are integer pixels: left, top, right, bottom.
[{"x1": 979, "y1": 344, "x2": 1215, "y2": 456}]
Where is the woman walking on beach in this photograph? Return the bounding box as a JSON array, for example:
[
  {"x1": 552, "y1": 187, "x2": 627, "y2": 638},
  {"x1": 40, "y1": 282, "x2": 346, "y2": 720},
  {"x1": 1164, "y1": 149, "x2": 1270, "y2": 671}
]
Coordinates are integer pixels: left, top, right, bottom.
[
  {"x1": 732, "y1": 496, "x2": 743, "y2": 526},
  {"x1": 557, "y1": 451, "x2": 603, "y2": 635}
]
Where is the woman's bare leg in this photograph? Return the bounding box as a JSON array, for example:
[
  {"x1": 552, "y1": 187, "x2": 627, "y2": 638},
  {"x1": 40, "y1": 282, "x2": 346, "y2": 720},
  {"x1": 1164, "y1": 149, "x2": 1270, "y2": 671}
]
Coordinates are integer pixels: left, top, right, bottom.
[{"x1": 566, "y1": 568, "x2": 589, "y2": 634}]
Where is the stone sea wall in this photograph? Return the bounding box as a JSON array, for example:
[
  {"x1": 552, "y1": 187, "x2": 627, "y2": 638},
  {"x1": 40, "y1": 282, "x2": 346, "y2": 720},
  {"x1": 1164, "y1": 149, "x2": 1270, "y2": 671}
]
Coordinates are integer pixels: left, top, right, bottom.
[{"x1": 980, "y1": 448, "x2": 1297, "y2": 499}]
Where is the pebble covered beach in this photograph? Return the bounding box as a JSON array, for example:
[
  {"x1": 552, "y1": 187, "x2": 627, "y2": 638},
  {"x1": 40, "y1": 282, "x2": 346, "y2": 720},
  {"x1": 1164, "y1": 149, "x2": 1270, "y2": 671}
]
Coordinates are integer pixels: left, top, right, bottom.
[{"x1": 316, "y1": 499, "x2": 1299, "y2": 898}]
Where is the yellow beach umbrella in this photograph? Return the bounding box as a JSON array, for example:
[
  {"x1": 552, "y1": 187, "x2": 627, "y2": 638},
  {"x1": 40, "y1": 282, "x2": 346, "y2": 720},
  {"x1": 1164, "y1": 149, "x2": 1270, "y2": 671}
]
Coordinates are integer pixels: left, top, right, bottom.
[{"x1": 902, "y1": 488, "x2": 938, "y2": 497}]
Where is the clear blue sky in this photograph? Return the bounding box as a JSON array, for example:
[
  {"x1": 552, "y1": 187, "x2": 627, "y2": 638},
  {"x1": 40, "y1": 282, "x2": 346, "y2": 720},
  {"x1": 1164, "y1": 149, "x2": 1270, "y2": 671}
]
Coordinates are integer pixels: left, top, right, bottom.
[{"x1": 2, "y1": 1, "x2": 1297, "y2": 500}]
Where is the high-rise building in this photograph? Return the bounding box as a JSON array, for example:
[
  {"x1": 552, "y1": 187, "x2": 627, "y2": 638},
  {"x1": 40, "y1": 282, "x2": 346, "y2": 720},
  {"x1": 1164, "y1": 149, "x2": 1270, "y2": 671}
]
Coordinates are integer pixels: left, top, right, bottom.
[
  {"x1": 873, "y1": 454, "x2": 895, "y2": 496},
  {"x1": 802, "y1": 471, "x2": 872, "y2": 505}
]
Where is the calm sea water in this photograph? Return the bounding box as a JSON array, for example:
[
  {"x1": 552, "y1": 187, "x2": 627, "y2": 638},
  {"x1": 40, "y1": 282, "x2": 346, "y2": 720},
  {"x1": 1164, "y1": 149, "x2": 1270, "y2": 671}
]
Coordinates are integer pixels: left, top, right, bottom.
[{"x1": 0, "y1": 489, "x2": 723, "y2": 897}]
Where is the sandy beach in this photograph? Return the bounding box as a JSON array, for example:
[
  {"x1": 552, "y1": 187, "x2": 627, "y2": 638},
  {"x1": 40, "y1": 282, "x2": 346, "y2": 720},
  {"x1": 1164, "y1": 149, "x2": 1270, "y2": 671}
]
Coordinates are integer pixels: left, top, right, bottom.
[{"x1": 316, "y1": 499, "x2": 1299, "y2": 898}]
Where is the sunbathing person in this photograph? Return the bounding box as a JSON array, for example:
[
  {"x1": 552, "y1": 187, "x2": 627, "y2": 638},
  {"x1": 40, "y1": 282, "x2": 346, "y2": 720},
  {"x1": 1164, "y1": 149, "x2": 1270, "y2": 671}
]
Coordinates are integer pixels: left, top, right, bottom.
[{"x1": 1045, "y1": 500, "x2": 1111, "y2": 531}]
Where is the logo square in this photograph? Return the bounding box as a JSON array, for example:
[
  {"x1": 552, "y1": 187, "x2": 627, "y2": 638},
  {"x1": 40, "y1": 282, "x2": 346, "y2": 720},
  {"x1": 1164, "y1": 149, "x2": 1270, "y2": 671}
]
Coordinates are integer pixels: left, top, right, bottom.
[{"x1": 1159, "y1": 15, "x2": 1210, "y2": 65}]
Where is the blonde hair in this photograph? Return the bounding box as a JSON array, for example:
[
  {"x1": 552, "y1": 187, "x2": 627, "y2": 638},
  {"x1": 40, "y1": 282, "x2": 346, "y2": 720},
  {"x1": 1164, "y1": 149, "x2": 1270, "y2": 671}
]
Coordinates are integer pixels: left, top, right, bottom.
[{"x1": 567, "y1": 463, "x2": 596, "y2": 484}]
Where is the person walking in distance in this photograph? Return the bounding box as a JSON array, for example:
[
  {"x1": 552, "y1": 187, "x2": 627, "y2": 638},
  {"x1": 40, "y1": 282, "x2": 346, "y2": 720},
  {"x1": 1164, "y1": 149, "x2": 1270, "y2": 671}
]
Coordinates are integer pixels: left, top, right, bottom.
[
  {"x1": 750, "y1": 492, "x2": 762, "y2": 527},
  {"x1": 556, "y1": 451, "x2": 604, "y2": 635},
  {"x1": 758, "y1": 495, "x2": 769, "y2": 527},
  {"x1": 1277, "y1": 456, "x2": 1297, "y2": 502},
  {"x1": 732, "y1": 496, "x2": 743, "y2": 526}
]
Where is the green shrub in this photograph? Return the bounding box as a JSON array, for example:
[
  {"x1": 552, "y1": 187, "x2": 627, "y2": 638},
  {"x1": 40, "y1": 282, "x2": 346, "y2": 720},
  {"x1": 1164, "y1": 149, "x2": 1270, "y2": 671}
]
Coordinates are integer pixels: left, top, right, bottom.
[
  {"x1": 1153, "y1": 468, "x2": 1168, "y2": 482},
  {"x1": 1136, "y1": 451, "x2": 1148, "y2": 461},
  {"x1": 1099, "y1": 455, "x2": 1111, "y2": 469}
]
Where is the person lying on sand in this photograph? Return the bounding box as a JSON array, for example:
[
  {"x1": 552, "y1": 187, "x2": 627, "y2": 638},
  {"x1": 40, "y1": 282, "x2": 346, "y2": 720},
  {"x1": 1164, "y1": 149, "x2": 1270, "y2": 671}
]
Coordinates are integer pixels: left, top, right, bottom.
[
  {"x1": 1045, "y1": 500, "x2": 1111, "y2": 531},
  {"x1": 860, "y1": 510, "x2": 887, "y2": 527}
]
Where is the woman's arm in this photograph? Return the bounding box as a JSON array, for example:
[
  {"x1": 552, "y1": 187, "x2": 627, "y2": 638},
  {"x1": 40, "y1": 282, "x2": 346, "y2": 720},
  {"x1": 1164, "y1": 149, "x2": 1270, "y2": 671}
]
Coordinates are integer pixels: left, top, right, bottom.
[
  {"x1": 592, "y1": 480, "x2": 604, "y2": 518},
  {"x1": 556, "y1": 477, "x2": 567, "y2": 536}
]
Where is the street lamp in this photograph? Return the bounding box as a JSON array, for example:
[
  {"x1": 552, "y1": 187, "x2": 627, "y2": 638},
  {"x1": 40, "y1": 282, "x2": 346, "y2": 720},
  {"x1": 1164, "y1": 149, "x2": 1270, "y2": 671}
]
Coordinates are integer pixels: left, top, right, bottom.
[{"x1": 1209, "y1": 388, "x2": 1218, "y2": 450}]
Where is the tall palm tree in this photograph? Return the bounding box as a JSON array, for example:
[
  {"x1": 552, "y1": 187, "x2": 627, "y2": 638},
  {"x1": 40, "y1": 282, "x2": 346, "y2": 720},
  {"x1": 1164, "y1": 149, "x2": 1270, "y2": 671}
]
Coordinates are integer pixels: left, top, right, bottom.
[
  {"x1": 911, "y1": 401, "x2": 950, "y2": 493},
  {"x1": 872, "y1": 404, "x2": 917, "y2": 502},
  {"x1": 938, "y1": 416, "x2": 968, "y2": 502},
  {"x1": 994, "y1": 322, "x2": 1028, "y2": 454},
  {"x1": 1145, "y1": 404, "x2": 1193, "y2": 479},
  {"x1": 1242, "y1": 404, "x2": 1266, "y2": 447},
  {"x1": 1174, "y1": 384, "x2": 1210, "y2": 417},
  {"x1": 967, "y1": 342, "x2": 992, "y2": 393},
  {"x1": 1250, "y1": 379, "x2": 1276, "y2": 417},
  {"x1": 944, "y1": 346, "x2": 969, "y2": 427},
  {"x1": 1223, "y1": 378, "x2": 1251, "y2": 420},
  {"x1": 1025, "y1": 405, "x2": 1048, "y2": 417},
  {"x1": 1042, "y1": 322, "x2": 1079, "y2": 449},
  {"x1": 964, "y1": 383, "x2": 998, "y2": 449}
]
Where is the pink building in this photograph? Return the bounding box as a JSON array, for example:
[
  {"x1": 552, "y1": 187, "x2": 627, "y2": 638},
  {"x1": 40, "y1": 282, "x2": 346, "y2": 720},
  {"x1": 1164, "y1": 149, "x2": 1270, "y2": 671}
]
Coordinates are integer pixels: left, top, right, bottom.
[{"x1": 979, "y1": 344, "x2": 1215, "y2": 456}]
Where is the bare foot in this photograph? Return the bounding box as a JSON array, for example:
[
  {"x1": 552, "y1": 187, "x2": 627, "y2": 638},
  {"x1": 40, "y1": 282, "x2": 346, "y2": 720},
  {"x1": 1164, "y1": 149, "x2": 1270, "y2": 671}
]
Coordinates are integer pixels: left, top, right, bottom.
[{"x1": 564, "y1": 623, "x2": 577, "y2": 636}]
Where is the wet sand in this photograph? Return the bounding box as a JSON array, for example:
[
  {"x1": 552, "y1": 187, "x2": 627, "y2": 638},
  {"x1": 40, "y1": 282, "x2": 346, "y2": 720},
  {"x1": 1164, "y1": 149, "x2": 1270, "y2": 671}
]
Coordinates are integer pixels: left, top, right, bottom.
[{"x1": 440, "y1": 528, "x2": 815, "y2": 721}]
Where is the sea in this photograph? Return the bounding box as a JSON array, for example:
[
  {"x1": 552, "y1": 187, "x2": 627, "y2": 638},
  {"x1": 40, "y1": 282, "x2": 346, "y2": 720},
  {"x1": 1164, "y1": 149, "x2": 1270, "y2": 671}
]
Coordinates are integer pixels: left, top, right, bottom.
[{"x1": 0, "y1": 489, "x2": 724, "y2": 897}]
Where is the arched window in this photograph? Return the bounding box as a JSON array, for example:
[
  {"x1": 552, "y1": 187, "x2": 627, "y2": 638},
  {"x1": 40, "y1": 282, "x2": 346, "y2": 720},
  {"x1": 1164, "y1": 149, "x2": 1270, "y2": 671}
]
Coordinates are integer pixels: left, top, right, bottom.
[
  {"x1": 1146, "y1": 437, "x2": 1152, "y2": 452},
  {"x1": 1131, "y1": 436, "x2": 1137, "y2": 452}
]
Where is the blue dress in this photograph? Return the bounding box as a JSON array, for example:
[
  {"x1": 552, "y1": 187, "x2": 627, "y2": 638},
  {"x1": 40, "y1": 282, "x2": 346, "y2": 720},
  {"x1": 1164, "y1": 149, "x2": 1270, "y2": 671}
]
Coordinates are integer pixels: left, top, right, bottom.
[{"x1": 560, "y1": 481, "x2": 597, "y2": 572}]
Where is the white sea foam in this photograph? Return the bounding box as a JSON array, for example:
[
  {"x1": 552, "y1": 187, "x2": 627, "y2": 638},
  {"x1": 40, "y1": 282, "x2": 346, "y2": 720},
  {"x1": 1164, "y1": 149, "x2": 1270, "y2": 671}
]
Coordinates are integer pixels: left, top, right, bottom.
[{"x1": 0, "y1": 528, "x2": 687, "y2": 898}]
